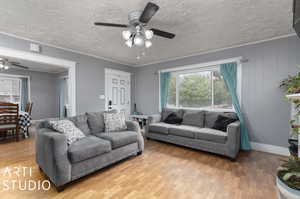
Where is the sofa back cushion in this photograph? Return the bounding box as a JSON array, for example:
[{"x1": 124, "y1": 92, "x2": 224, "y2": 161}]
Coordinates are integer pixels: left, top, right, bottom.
[
  {"x1": 205, "y1": 111, "x2": 237, "y2": 128},
  {"x1": 182, "y1": 110, "x2": 205, "y2": 127},
  {"x1": 86, "y1": 112, "x2": 105, "y2": 134},
  {"x1": 161, "y1": 108, "x2": 184, "y2": 122},
  {"x1": 68, "y1": 114, "x2": 91, "y2": 135}
]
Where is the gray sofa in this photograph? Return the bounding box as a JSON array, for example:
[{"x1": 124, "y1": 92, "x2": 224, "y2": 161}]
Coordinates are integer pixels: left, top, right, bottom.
[
  {"x1": 36, "y1": 112, "x2": 144, "y2": 191},
  {"x1": 146, "y1": 108, "x2": 240, "y2": 159}
]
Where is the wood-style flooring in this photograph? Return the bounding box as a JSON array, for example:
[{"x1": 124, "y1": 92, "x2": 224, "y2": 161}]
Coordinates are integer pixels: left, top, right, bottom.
[{"x1": 0, "y1": 137, "x2": 283, "y2": 199}]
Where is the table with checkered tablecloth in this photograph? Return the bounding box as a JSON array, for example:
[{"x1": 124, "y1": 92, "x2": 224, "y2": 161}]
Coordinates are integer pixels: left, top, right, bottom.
[
  {"x1": 19, "y1": 111, "x2": 31, "y2": 137},
  {"x1": 0, "y1": 111, "x2": 31, "y2": 139}
]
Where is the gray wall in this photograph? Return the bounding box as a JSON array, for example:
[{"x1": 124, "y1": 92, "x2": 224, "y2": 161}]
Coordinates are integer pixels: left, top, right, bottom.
[
  {"x1": 0, "y1": 33, "x2": 135, "y2": 115},
  {"x1": 0, "y1": 69, "x2": 60, "y2": 119},
  {"x1": 135, "y1": 36, "x2": 300, "y2": 148}
]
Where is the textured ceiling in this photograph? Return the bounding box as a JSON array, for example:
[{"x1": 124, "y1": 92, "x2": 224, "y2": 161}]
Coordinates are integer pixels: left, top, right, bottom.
[{"x1": 0, "y1": 0, "x2": 295, "y2": 66}]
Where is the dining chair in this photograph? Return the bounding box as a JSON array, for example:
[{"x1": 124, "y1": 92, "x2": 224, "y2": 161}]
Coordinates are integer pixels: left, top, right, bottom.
[
  {"x1": 25, "y1": 102, "x2": 33, "y2": 116},
  {"x1": 0, "y1": 102, "x2": 20, "y2": 141}
]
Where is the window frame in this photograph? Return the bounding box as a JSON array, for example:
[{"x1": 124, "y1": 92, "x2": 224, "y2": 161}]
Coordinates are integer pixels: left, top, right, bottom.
[
  {"x1": 0, "y1": 74, "x2": 31, "y2": 106},
  {"x1": 159, "y1": 57, "x2": 242, "y2": 112}
]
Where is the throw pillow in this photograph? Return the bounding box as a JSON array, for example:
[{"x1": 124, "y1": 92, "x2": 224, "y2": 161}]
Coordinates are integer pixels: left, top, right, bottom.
[
  {"x1": 212, "y1": 115, "x2": 238, "y2": 132},
  {"x1": 103, "y1": 111, "x2": 127, "y2": 133},
  {"x1": 163, "y1": 113, "x2": 183, "y2": 124},
  {"x1": 49, "y1": 120, "x2": 86, "y2": 145},
  {"x1": 68, "y1": 114, "x2": 90, "y2": 135}
]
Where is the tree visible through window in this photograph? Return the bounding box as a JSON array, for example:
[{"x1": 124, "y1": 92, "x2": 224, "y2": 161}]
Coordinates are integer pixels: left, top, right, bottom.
[
  {"x1": 0, "y1": 77, "x2": 21, "y2": 104},
  {"x1": 166, "y1": 67, "x2": 232, "y2": 109}
]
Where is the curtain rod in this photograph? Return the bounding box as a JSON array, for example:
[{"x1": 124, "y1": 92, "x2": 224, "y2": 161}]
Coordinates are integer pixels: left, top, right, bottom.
[{"x1": 157, "y1": 57, "x2": 246, "y2": 74}]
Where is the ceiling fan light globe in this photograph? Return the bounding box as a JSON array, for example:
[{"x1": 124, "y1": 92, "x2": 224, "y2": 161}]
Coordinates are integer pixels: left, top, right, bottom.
[
  {"x1": 122, "y1": 30, "x2": 132, "y2": 40},
  {"x1": 4, "y1": 65, "x2": 9, "y2": 70},
  {"x1": 0, "y1": 63, "x2": 3, "y2": 69},
  {"x1": 144, "y1": 30, "x2": 153, "y2": 40},
  {"x1": 145, "y1": 40, "x2": 152, "y2": 48},
  {"x1": 134, "y1": 35, "x2": 144, "y2": 46},
  {"x1": 125, "y1": 40, "x2": 133, "y2": 48}
]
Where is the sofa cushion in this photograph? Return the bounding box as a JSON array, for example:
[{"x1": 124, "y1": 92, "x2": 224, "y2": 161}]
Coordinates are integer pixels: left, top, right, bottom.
[
  {"x1": 148, "y1": 122, "x2": 175, "y2": 135},
  {"x1": 94, "y1": 131, "x2": 137, "y2": 149},
  {"x1": 168, "y1": 125, "x2": 199, "y2": 138},
  {"x1": 182, "y1": 110, "x2": 205, "y2": 127},
  {"x1": 205, "y1": 111, "x2": 237, "y2": 128},
  {"x1": 68, "y1": 136, "x2": 111, "y2": 163},
  {"x1": 161, "y1": 108, "x2": 184, "y2": 121},
  {"x1": 194, "y1": 128, "x2": 227, "y2": 144},
  {"x1": 86, "y1": 112, "x2": 105, "y2": 134},
  {"x1": 68, "y1": 114, "x2": 91, "y2": 135}
]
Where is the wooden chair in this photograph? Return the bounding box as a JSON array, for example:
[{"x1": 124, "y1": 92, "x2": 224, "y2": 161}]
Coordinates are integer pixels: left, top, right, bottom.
[
  {"x1": 0, "y1": 102, "x2": 20, "y2": 141},
  {"x1": 25, "y1": 102, "x2": 33, "y2": 116}
]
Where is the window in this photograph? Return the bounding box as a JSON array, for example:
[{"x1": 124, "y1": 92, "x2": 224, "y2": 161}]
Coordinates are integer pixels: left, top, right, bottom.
[
  {"x1": 0, "y1": 77, "x2": 21, "y2": 104},
  {"x1": 166, "y1": 66, "x2": 233, "y2": 110}
]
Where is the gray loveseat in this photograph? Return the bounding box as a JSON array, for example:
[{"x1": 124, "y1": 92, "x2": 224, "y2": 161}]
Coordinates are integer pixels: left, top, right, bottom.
[
  {"x1": 36, "y1": 112, "x2": 144, "y2": 191},
  {"x1": 146, "y1": 108, "x2": 240, "y2": 159}
]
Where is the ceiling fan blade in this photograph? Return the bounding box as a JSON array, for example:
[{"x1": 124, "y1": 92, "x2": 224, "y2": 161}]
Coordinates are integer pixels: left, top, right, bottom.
[
  {"x1": 151, "y1": 28, "x2": 175, "y2": 39},
  {"x1": 94, "y1": 22, "x2": 128, "y2": 28},
  {"x1": 11, "y1": 63, "x2": 29, "y2": 70},
  {"x1": 139, "y1": 2, "x2": 159, "y2": 24}
]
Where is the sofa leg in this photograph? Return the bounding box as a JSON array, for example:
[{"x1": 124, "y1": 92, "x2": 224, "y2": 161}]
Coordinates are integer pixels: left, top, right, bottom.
[
  {"x1": 137, "y1": 151, "x2": 143, "y2": 156},
  {"x1": 56, "y1": 185, "x2": 65, "y2": 192},
  {"x1": 229, "y1": 157, "x2": 237, "y2": 162},
  {"x1": 146, "y1": 137, "x2": 150, "y2": 140}
]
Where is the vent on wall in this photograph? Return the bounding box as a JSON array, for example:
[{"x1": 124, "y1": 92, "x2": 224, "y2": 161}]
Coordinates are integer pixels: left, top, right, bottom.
[{"x1": 30, "y1": 43, "x2": 41, "y2": 53}]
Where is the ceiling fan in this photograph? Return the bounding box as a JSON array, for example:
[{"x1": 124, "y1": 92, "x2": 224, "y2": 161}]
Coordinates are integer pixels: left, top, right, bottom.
[
  {"x1": 94, "y1": 2, "x2": 175, "y2": 48},
  {"x1": 0, "y1": 58, "x2": 29, "y2": 71}
]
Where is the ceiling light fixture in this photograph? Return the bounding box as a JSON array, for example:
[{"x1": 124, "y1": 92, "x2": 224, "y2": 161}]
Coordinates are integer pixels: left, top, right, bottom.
[
  {"x1": 0, "y1": 62, "x2": 9, "y2": 70},
  {"x1": 122, "y1": 25, "x2": 154, "y2": 48},
  {"x1": 145, "y1": 40, "x2": 152, "y2": 48},
  {"x1": 122, "y1": 30, "x2": 132, "y2": 40}
]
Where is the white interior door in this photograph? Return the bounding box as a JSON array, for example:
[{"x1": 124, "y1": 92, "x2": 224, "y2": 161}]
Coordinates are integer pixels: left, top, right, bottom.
[{"x1": 105, "y1": 69, "x2": 131, "y2": 117}]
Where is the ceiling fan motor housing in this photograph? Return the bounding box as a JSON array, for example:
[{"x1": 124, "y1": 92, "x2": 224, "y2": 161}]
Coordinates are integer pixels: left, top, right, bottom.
[{"x1": 128, "y1": 11, "x2": 142, "y2": 26}]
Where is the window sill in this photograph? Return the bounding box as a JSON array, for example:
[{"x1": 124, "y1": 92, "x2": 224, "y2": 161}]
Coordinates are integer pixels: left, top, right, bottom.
[{"x1": 166, "y1": 106, "x2": 235, "y2": 113}]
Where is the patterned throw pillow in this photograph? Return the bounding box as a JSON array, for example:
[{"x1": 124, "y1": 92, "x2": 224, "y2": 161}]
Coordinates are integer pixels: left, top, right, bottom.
[
  {"x1": 49, "y1": 120, "x2": 85, "y2": 145},
  {"x1": 103, "y1": 112, "x2": 127, "y2": 133}
]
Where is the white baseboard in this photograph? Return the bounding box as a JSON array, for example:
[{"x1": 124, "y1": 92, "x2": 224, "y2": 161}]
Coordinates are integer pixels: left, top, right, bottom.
[{"x1": 251, "y1": 142, "x2": 289, "y2": 156}]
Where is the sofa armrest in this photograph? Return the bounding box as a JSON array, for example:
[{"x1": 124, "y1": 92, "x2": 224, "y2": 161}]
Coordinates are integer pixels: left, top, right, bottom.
[
  {"x1": 126, "y1": 120, "x2": 144, "y2": 152},
  {"x1": 226, "y1": 121, "x2": 241, "y2": 159},
  {"x1": 35, "y1": 128, "x2": 71, "y2": 186},
  {"x1": 145, "y1": 114, "x2": 161, "y2": 136},
  {"x1": 148, "y1": 114, "x2": 161, "y2": 124}
]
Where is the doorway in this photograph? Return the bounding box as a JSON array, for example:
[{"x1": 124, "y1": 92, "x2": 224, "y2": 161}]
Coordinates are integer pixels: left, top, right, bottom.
[
  {"x1": 0, "y1": 46, "x2": 76, "y2": 116},
  {"x1": 105, "y1": 69, "x2": 131, "y2": 117}
]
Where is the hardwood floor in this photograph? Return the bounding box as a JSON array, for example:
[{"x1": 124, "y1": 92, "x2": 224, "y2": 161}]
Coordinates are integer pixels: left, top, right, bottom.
[{"x1": 0, "y1": 137, "x2": 284, "y2": 199}]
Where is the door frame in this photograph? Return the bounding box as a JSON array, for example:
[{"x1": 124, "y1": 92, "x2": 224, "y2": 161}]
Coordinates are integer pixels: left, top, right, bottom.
[
  {"x1": 0, "y1": 46, "x2": 77, "y2": 116},
  {"x1": 105, "y1": 68, "x2": 131, "y2": 112}
]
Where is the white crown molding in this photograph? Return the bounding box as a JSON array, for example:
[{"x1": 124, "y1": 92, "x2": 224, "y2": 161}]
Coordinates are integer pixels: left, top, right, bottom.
[
  {"x1": 135, "y1": 33, "x2": 298, "y2": 67},
  {"x1": 0, "y1": 31, "x2": 297, "y2": 68},
  {"x1": 251, "y1": 142, "x2": 289, "y2": 156},
  {"x1": 0, "y1": 31, "x2": 133, "y2": 67}
]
